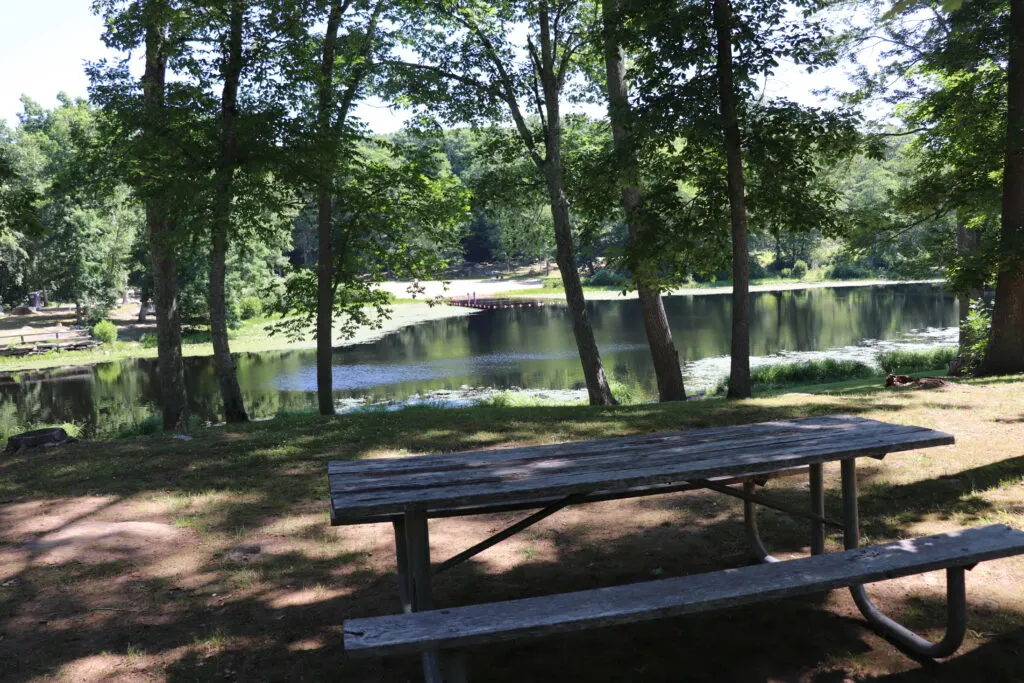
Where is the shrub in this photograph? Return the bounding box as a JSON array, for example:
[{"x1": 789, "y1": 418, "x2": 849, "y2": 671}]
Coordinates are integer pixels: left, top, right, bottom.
[
  {"x1": 791, "y1": 260, "x2": 808, "y2": 279},
  {"x1": 748, "y1": 257, "x2": 767, "y2": 280},
  {"x1": 90, "y1": 319, "x2": 118, "y2": 345},
  {"x1": 958, "y1": 301, "x2": 991, "y2": 374},
  {"x1": 542, "y1": 277, "x2": 563, "y2": 289},
  {"x1": 878, "y1": 347, "x2": 959, "y2": 375},
  {"x1": 239, "y1": 296, "x2": 263, "y2": 320},
  {"x1": 86, "y1": 306, "x2": 113, "y2": 326},
  {"x1": 826, "y1": 261, "x2": 872, "y2": 280},
  {"x1": 586, "y1": 268, "x2": 630, "y2": 287},
  {"x1": 181, "y1": 330, "x2": 212, "y2": 345},
  {"x1": 780, "y1": 268, "x2": 793, "y2": 278},
  {"x1": 115, "y1": 414, "x2": 163, "y2": 438},
  {"x1": 139, "y1": 333, "x2": 158, "y2": 349}
]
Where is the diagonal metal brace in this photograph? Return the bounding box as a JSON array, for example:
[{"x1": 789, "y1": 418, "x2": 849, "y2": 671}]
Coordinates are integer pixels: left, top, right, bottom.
[
  {"x1": 434, "y1": 493, "x2": 591, "y2": 575},
  {"x1": 690, "y1": 478, "x2": 844, "y2": 529}
]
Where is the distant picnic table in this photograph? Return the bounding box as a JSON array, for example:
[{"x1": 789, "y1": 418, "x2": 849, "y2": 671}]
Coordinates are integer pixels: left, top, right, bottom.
[
  {"x1": 0, "y1": 329, "x2": 97, "y2": 357},
  {"x1": 330, "y1": 415, "x2": 1024, "y2": 682}
]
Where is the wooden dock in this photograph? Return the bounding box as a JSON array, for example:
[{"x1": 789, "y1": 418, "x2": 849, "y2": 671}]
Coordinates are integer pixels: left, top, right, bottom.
[{"x1": 448, "y1": 298, "x2": 550, "y2": 310}]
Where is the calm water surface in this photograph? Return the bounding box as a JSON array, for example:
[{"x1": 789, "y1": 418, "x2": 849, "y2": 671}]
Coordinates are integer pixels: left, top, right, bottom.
[{"x1": 0, "y1": 284, "x2": 959, "y2": 436}]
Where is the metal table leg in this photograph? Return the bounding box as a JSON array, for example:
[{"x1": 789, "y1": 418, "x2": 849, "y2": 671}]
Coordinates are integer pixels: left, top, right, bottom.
[
  {"x1": 392, "y1": 517, "x2": 413, "y2": 614},
  {"x1": 809, "y1": 463, "x2": 825, "y2": 555},
  {"x1": 744, "y1": 481, "x2": 780, "y2": 563},
  {"x1": 403, "y1": 509, "x2": 446, "y2": 683},
  {"x1": 745, "y1": 465, "x2": 828, "y2": 563},
  {"x1": 841, "y1": 458, "x2": 968, "y2": 658}
]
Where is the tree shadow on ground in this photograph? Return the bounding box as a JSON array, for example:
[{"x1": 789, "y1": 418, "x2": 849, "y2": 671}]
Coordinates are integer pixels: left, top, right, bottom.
[
  {"x1": 3, "y1": 477, "x2": 1022, "y2": 682},
  {"x1": 6, "y1": 393, "x2": 1023, "y2": 681},
  {"x1": 1, "y1": 396, "x2": 904, "y2": 536},
  {"x1": 860, "y1": 629, "x2": 1024, "y2": 682}
]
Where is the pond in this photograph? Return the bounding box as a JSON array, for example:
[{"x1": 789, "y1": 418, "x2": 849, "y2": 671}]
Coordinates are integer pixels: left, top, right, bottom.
[{"x1": 1, "y1": 283, "x2": 959, "y2": 437}]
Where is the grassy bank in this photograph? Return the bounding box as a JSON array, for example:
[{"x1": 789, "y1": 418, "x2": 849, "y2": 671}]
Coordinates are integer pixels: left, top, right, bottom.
[
  {"x1": 711, "y1": 349, "x2": 960, "y2": 396},
  {"x1": 0, "y1": 303, "x2": 472, "y2": 373},
  {"x1": 1, "y1": 375, "x2": 1023, "y2": 681}
]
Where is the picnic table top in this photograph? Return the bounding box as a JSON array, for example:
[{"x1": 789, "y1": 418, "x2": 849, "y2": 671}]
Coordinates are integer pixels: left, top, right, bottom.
[{"x1": 327, "y1": 415, "x2": 954, "y2": 523}]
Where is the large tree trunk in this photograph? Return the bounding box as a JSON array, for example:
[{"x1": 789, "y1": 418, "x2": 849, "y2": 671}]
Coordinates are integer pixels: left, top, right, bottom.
[
  {"x1": 602, "y1": 0, "x2": 686, "y2": 402},
  {"x1": 209, "y1": 0, "x2": 248, "y2": 423},
  {"x1": 315, "y1": 2, "x2": 344, "y2": 416},
  {"x1": 537, "y1": 3, "x2": 615, "y2": 405},
  {"x1": 143, "y1": 2, "x2": 189, "y2": 431},
  {"x1": 713, "y1": 0, "x2": 752, "y2": 399},
  {"x1": 983, "y1": 0, "x2": 1024, "y2": 375}
]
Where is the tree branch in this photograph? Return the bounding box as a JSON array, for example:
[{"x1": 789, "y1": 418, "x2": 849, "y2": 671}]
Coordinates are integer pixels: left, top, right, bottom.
[
  {"x1": 336, "y1": 0, "x2": 387, "y2": 132},
  {"x1": 444, "y1": 7, "x2": 544, "y2": 166},
  {"x1": 382, "y1": 59, "x2": 500, "y2": 96}
]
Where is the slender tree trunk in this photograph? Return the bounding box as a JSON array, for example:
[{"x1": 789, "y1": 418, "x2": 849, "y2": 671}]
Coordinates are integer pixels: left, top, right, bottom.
[
  {"x1": 602, "y1": 0, "x2": 685, "y2": 402},
  {"x1": 143, "y1": 3, "x2": 189, "y2": 431},
  {"x1": 209, "y1": 0, "x2": 248, "y2": 423},
  {"x1": 537, "y1": 3, "x2": 615, "y2": 405},
  {"x1": 315, "y1": 2, "x2": 344, "y2": 416},
  {"x1": 713, "y1": 0, "x2": 752, "y2": 399},
  {"x1": 544, "y1": 165, "x2": 616, "y2": 405},
  {"x1": 983, "y1": 0, "x2": 1024, "y2": 375},
  {"x1": 955, "y1": 221, "x2": 982, "y2": 348}
]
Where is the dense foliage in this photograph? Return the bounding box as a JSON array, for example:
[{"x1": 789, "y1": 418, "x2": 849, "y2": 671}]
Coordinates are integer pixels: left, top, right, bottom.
[{"x1": 3, "y1": 0, "x2": 1023, "y2": 421}]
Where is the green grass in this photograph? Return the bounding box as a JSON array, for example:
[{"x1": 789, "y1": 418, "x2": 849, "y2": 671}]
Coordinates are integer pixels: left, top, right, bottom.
[
  {"x1": 878, "y1": 347, "x2": 959, "y2": 375},
  {"x1": 0, "y1": 303, "x2": 473, "y2": 373},
  {"x1": 714, "y1": 359, "x2": 877, "y2": 395},
  {"x1": 2, "y1": 376, "x2": 1024, "y2": 681}
]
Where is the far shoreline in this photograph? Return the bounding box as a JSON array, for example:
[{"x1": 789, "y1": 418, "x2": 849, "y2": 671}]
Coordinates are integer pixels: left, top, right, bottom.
[
  {"x1": 486, "y1": 277, "x2": 947, "y2": 301},
  {"x1": 1, "y1": 278, "x2": 945, "y2": 374}
]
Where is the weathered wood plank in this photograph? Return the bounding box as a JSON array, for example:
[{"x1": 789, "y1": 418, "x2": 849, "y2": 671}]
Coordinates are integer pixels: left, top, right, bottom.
[
  {"x1": 327, "y1": 423, "x2": 936, "y2": 496},
  {"x1": 339, "y1": 467, "x2": 806, "y2": 526},
  {"x1": 344, "y1": 524, "x2": 1024, "y2": 657},
  {"x1": 327, "y1": 423, "x2": 862, "y2": 489},
  {"x1": 328, "y1": 415, "x2": 872, "y2": 476},
  {"x1": 328, "y1": 417, "x2": 953, "y2": 521}
]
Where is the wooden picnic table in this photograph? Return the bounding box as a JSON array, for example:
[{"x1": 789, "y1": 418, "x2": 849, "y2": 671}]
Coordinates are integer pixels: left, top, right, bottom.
[{"x1": 329, "y1": 415, "x2": 1024, "y2": 682}]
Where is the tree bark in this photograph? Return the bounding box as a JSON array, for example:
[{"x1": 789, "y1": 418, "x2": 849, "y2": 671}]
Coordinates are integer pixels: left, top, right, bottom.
[
  {"x1": 315, "y1": 2, "x2": 344, "y2": 416},
  {"x1": 143, "y1": 1, "x2": 189, "y2": 431},
  {"x1": 209, "y1": 0, "x2": 248, "y2": 423},
  {"x1": 602, "y1": 0, "x2": 686, "y2": 402},
  {"x1": 713, "y1": 0, "x2": 752, "y2": 399},
  {"x1": 544, "y1": 163, "x2": 616, "y2": 405},
  {"x1": 537, "y1": 2, "x2": 615, "y2": 405},
  {"x1": 955, "y1": 221, "x2": 982, "y2": 348},
  {"x1": 983, "y1": 0, "x2": 1024, "y2": 375}
]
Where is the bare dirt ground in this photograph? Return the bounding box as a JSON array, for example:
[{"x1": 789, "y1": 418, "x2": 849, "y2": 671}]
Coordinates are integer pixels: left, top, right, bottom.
[{"x1": 1, "y1": 381, "x2": 1023, "y2": 682}]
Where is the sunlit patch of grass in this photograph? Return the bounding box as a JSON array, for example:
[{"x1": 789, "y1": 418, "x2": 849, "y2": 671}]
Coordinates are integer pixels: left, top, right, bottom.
[
  {"x1": 123, "y1": 643, "x2": 145, "y2": 667},
  {"x1": 193, "y1": 629, "x2": 230, "y2": 653},
  {"x1": 229, "y1": 568, "x2": 262, "y2": 590},
  {"x1": 172, "y1": 514, "x2": 211, "y2": 534}
]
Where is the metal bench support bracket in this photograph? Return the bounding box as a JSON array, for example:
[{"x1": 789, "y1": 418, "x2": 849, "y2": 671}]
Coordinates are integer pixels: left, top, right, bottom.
[{"x1": 842, "y1": 458, "x2": 967, "y2": 658}]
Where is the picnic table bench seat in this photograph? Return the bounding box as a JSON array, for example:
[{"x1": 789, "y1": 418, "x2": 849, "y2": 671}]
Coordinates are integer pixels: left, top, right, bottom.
[{"x1": 346, "y1": 524, "x2": 1024, "y2": 675}]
